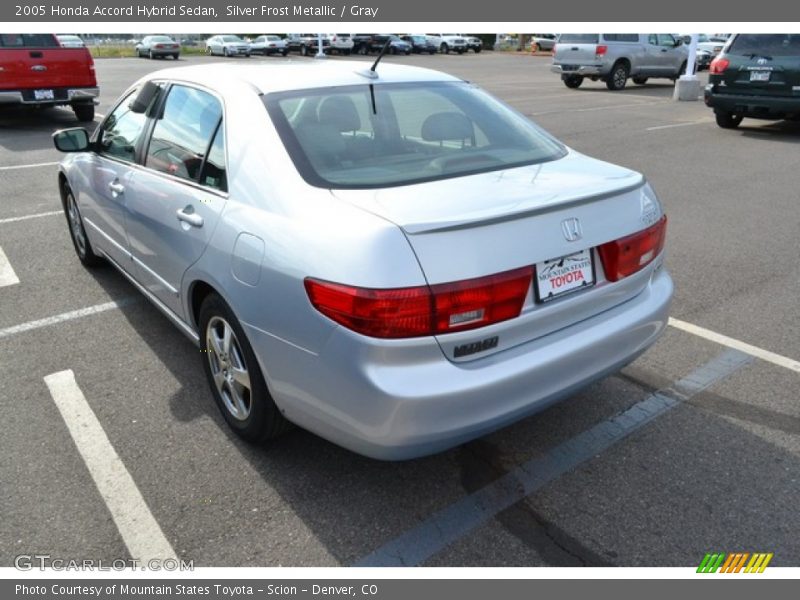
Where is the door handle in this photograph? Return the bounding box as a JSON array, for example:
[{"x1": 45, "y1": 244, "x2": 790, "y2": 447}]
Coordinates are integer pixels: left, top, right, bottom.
[
  {"x1": 108, "y1": 181, "x2": 125, "y2": 195},
  {"x1": 661, "y1": 48, "x2": 668, "y2": 52},
  {"x1": 176, "y1": 206, "x2": 204, "y2": 228}
]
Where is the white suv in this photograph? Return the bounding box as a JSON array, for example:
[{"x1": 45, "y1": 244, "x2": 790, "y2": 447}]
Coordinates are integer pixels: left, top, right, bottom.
[
  {"x1": 426, "y1": 34, "x2": 467, "y2": 54},
  {"x1": 324, "y1": 33, "x2": 354, "y2": 55}
]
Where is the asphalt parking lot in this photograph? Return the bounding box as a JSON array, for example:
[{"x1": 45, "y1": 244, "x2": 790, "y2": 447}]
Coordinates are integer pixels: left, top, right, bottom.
[{"x1": 1, "y1": 51, "x2": 798, "y2": 568}]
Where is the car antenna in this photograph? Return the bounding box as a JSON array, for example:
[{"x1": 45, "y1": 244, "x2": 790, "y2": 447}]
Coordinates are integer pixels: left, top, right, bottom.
[
  {"x1": 356, "y1": 37, "x2": 392, "y2": 80},
  {"x1": 370, "y1": 38, "x2": 392, "y2": 74}
]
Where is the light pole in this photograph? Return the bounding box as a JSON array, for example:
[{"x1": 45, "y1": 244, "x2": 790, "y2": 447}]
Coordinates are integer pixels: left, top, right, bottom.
[
  {"x1": 315, "y1": 33, "x2": 326, "y2": 59},
  {"x1": 674, "y1": 33, "x2": 701, "y2": 101}
]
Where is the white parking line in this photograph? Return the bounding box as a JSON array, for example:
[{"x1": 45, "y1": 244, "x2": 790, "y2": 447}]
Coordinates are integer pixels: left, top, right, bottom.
[
  {"x1": 0, "y1": 210, "x2": 62, "y2": 225},
  {"x1": 646, "y1": 119, "x2": 710, "y2": 131},
  {"x1": 0, "y1": 161, "x2": 58, "y2": 172},
  {"x1": 0, "y1": 245, "x2": 20, "y2": 287},
  {"x1": 531, "y1": 101, "x2": 668, "y2": 116},
  {"x1": 44, "y1": 370, "x2": 178, "y2": 563},
  {"x1": 669, "y1": 317, "x2": 800, "y2": 374},
  {"x1": 0, "y1": 298, "x2": 137, "y2": 340}
]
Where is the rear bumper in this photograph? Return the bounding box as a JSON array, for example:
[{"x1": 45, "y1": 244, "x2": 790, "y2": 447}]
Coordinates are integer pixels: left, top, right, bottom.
[
  {"x1": 244, "y1": 268, "x2": 673, "y2": 460},
  {"x1": 705, "y1": 87, "x2": 800, "y2": 118},
  {"x1": 0, "y1": 87, "x2": 99, "y2": 106},
  {"x1": 551, "y1": 64, "x2": 605, "y2": 77}
]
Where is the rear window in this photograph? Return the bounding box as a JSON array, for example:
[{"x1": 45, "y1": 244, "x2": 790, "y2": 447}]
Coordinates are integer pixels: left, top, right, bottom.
[
  {"x1": 0, "y1": 34, "x2": 59, "y2": 48},
  {"x1": 557, "y1": 34, "x2": 599, "y2": 44},
  {"x1": 603, "y1": 34, "x2": 639, "y2": 43},
  {"x1": 265, "y1": 81, "x2": 566, "y2": 189},
  {"x1": 728, "y1": 34, "x2": 800, "y2": 57}
]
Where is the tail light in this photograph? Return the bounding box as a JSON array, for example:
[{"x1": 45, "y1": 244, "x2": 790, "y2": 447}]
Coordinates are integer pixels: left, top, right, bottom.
[
  {"x1": 595, "y1": 45, "x2": 608, "y2": 58},
  {"x1": 709, "y1": 57, "x2": 729, "y2": 74},
  {"x1": 155, "y1": 44, "x2": 164, "y2": 49},
  {"x1": 598, "y1": 215, "x2": 667, "y2": 282},
  {"x1": 305, "y1": 267, "x2": 533, "y2": 339}
]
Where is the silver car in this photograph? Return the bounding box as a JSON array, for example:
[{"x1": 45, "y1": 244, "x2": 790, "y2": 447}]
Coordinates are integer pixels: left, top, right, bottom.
[
  {"x1": 249, "y1": 35, "x2": 288, "y2": 56},
  {"x1": 52, "y1": 62, "x2": 672, "y2": 460},
  {"x1": 552, "y1": 33, "x2": 689, "y2": 90},
  {"x1": 206, "y1": 35, "x2": 250, "y2": 57},
  {"x1": 135, "y1": 35, "x2": 180, "y2": 60}
]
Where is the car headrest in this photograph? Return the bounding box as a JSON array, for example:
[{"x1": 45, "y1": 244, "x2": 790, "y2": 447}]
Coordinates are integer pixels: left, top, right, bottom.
[
  {"x1": 295, "y1": 124, "x2": 346, "y2": 166},
  {"x1": 318, "y1": 95, "x2": 361, "y2": 132},
  {"x1": 421, "y1": 111, "x2": 474, "y2": 142}
]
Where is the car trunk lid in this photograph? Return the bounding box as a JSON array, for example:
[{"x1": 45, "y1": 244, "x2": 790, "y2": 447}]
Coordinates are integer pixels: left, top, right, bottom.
[{"x1": 332, "y1": 151, "x2": 665, "y2": 361}]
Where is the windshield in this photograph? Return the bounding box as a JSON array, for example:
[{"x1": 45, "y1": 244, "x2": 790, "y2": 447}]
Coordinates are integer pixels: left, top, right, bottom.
[
  {"x1": 222, "y1": 36, "x2": 243, "y2": 43},
  {"x1": 728, "y1": 34, "x2": 800, "y2": 57},
  {"x1": 265, "y1": 81, "x2": 566, "y2": 189}
]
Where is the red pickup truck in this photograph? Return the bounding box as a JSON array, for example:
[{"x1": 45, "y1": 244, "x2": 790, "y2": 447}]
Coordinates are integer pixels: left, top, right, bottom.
[{"x1": 0, "y1": 33, "x2": 98, "y2": 122}]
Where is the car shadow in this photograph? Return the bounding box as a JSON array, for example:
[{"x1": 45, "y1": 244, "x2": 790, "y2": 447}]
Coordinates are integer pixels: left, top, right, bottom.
[{"x1": 734, "y1": 119, "x2": 800, "y2": 143}]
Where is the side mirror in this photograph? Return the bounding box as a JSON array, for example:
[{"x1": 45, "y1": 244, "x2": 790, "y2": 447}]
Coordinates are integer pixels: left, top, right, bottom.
[
  {"x1": 675, "y1": 38, "x2": 684, "y2": 47},
  {"x1": 52, "y1": 128, "x2": 90, "y2": 152},
  {"x1": 129, "y1": 80, "x2": 160, "y2": 114}
]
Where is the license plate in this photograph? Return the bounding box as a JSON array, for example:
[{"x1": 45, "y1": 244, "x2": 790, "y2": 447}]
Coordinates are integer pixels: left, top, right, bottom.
[
  {"x1": 34, "y1": 89, "x2": 54, "y2": 100},
  {"x1": 750, "y1": 71, "x2": 770, "y2": 82},
  {"x1": 535, "y1": 248, "x2": 595, "y2": 302}
]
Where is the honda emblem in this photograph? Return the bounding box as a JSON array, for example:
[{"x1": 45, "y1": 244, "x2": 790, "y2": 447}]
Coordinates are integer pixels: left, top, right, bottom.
[{"x1": 561, "y1": 218, "x2": 582, "y2": 242}]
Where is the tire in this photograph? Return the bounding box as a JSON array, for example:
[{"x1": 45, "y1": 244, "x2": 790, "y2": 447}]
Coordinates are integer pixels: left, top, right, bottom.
[
  {"x1": 606, "y1": 61, "x2": 630, "y2": 91},
  {"x1": 390, "y1": 46, "x2": 397, "y2": 55},
  {"x1": 63, "y1": 186, "x2": 103, "y2": 268},
  {"x1": 457, "y1": 49, "x2": 464, "y2": 54},
  {"x1": 149, "y1": 50, "x2": 154, "y2": 60},
  {"x1": 282, "y1": 49, "x2": 288, "y2": 56},
  {"x1": 344, "y1": 49, "x2": 351, "y2": 56},
  {"x1": 199, "y1": 293, "x2": 291, "y2": 444},
  {"x1": 172, "y1": 54, "x2": 179, "y2": 60},
  {"x1": 441, "y1": 43, "x2": 449, "y2": 54},
  {"x1": 632, "y1": 76, "x2": 649, "y2": 85},
  {"x1": 73, "y1": 103, "x2": 94, "y2": 122},
  {"x1": 301, "y1": 45, "x2": 308, "y2": 56},
  {"x1": 245, "y1": 53, "x2": 250, "y2": 58},
  {"x1": 474, "y1": 47, "x2": 481, "y2": 53},
  {"x1": 223, "y1": 47, "x2": 229, "y2": 57},
  {"x1": 206, "y1": 46, "x2": 211, "y2": 55},
  {"x1": 563, "y1": 75, "x2": 584, "y2": 89},
  {"x1": 715, "y1": 111, "x2": 744, "y2": 129}
]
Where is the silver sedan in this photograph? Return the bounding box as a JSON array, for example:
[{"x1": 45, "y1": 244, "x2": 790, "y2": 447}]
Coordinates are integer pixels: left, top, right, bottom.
[
  {"x1": 135, "y1": 35, "x2": 180, "y2": 60},
  {"x1": 52, "y1": 62, "x2": 672, "y2": 460}
]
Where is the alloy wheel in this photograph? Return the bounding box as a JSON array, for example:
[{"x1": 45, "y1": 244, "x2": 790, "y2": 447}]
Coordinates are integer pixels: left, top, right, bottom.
[{"x1": 206, "y1": 316, "x2": 252, "y2": 421}]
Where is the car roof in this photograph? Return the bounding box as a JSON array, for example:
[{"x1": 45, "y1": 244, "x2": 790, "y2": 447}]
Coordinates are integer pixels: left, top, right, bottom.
[{"x1": 143, "y1": 61, "x2": 463, "y2": 94}]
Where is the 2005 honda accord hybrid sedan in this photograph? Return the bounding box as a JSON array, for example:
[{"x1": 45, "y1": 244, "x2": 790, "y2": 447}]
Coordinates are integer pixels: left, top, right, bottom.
[{"x1": 53, "y1": 61, "x2": 672, "y2": 459}]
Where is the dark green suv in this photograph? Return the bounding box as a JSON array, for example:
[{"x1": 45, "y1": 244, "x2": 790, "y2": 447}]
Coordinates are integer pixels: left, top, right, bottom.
[{"x1": 705, "y1": 34, "x2": 800, "y2": 128}]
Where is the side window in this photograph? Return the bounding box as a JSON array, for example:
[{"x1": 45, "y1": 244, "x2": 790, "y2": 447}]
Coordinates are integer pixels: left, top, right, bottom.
[
  {"x1": 145, "y1": 85, "x2": 222, "y2": 183},
  {"x1": 99, "y1": 91, "x2": 149, "y2": 163},
  {"x1": 648, "y1": 34, "x2": 658, "y2": 45},
  {"x1": 659, "y1": 34, "x2": 676, "y2": 47},
  {"x1": 199, "y1": 124, "x2": 227, "y2": 192}
]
